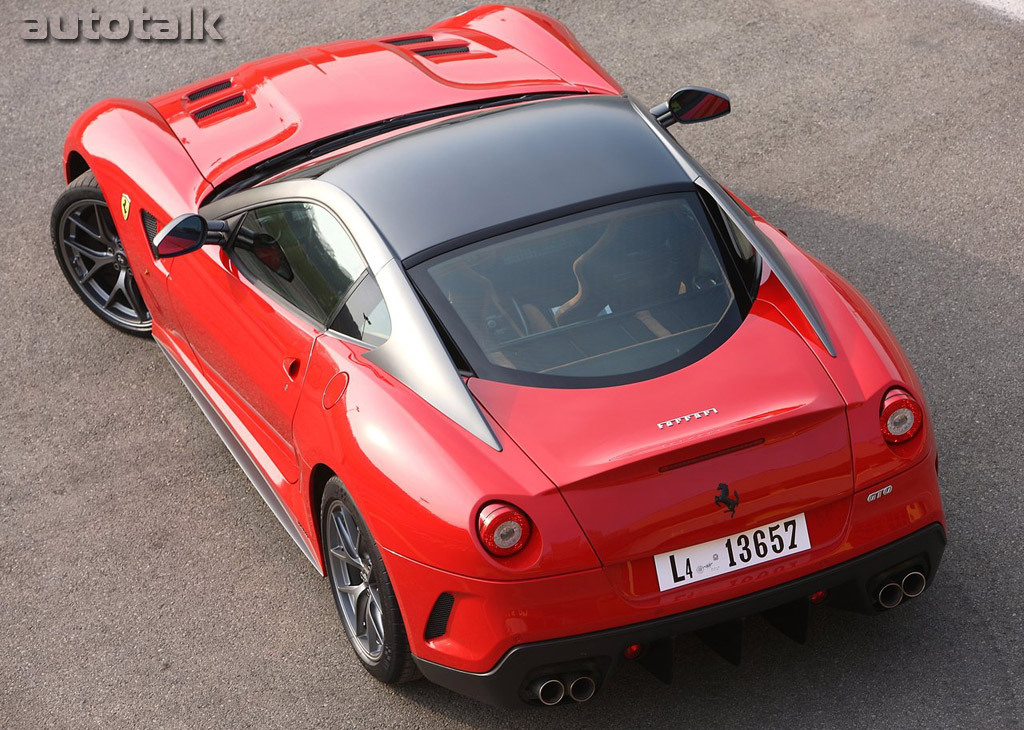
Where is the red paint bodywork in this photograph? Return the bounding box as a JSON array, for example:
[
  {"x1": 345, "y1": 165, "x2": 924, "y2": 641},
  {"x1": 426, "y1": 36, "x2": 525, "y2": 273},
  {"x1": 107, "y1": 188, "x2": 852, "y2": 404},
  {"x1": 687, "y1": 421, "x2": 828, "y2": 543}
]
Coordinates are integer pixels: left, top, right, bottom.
[{"x1": 61, "y1": 5, "x2": 945, "y2": 679}]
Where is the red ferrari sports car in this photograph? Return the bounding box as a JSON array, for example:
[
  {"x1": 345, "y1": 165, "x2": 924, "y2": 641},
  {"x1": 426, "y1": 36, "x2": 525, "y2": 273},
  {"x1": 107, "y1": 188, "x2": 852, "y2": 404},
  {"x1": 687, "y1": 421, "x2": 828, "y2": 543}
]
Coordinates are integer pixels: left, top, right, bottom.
[{"x1": 52, "y1": 5, "x2": 946, "y2": 707}]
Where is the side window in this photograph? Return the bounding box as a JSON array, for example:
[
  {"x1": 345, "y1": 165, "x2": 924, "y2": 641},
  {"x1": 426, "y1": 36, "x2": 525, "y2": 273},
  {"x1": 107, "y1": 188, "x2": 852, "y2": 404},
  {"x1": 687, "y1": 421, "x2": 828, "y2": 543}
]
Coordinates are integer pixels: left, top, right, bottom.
[
  {"x1": 232, "y1": 202, "x2": 366, "y2": 322},
  {"x1": 331, "y1": 275, "x2": 392, "y2": 347}
]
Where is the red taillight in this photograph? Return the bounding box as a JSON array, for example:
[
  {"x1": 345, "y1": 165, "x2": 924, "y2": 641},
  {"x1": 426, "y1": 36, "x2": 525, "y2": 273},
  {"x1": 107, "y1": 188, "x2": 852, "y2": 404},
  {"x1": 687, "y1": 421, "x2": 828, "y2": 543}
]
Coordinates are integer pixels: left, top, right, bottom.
[
  {"x1": 880, "y1": 387, "x2": 923, "y2": 444},
  {"x1": 477, "y1": 502, "x2": 531, "y2": 557}
]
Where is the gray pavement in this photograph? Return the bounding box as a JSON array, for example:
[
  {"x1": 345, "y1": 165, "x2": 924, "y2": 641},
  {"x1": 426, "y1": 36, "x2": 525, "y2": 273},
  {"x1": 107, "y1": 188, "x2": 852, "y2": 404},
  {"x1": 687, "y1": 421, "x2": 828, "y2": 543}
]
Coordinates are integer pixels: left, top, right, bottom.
[{"x1": 1, "y1": 1, "x2": 1022, "y2": 728}]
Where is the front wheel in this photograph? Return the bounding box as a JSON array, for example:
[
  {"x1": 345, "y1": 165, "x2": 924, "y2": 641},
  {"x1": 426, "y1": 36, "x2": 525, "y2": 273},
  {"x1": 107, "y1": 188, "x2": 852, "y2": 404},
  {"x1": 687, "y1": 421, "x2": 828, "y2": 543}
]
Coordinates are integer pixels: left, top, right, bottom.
[
  {"x1": 50, "y1": 171, "x2": 152, "y2": 336},
  {"x1": 320, "y1": 477, "x2": 419, "y2": 684}
]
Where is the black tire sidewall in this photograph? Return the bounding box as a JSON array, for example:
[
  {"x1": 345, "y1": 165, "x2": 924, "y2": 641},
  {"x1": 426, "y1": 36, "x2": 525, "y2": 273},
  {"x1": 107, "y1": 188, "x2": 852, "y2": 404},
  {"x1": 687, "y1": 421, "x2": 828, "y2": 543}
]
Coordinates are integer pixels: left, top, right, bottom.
[{"x1": 50, "y1": 172, "x2": 152, "y2": 337}]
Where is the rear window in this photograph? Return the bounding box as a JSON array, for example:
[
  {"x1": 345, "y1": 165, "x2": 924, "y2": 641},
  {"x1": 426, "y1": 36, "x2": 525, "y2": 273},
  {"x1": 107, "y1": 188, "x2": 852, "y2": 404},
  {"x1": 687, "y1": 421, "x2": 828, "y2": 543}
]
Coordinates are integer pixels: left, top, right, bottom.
[{"x1": 411, "y1": 193, "x2": 757, "y2": 387}]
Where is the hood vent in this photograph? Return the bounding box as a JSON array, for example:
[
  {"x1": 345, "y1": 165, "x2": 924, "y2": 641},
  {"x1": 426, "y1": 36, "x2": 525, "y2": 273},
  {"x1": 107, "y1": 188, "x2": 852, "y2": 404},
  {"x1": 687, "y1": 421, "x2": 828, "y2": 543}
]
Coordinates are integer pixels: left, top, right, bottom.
[
  {"x1": 186, "y1": 79, "x2": 232, "y2": 102},
  {"x1": 192, "y1": 93, "x2": 245, "y2": 120},
  {"x1": 384, "y1": 34, "x2": 433, "y2": 46},
  {"x1": 416, "y1": 45, "x2": 470, "y2": 58}
]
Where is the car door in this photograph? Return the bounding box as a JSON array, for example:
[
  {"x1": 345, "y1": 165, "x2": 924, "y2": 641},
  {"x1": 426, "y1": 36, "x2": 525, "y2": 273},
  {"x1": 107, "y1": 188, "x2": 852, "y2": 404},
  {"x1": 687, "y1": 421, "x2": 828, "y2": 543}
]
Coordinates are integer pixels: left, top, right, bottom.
[{"x1": 169, "y1": 200, "x2": 367, "y2": 486}]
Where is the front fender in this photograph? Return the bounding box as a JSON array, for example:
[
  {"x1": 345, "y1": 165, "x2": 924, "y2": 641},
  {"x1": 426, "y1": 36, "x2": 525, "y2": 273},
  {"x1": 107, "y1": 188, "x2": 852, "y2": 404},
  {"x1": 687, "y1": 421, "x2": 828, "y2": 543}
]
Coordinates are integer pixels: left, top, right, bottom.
[{"x1": 62, "y1": 98, "x2": 213, "y2": 330}]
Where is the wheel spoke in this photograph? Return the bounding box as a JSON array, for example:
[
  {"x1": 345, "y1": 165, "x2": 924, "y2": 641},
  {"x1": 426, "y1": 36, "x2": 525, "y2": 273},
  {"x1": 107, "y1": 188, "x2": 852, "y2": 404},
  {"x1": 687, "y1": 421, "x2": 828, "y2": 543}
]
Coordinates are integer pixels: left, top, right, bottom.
[
  {"x1": 103, "y1": 270, "x2": 126, "y2": 310},
  {"x1": 79, "y1": 258, "x2": 114, "y2": 284},
  {"x1": 66, "y1": 212, "x2": 102, "y2": 241},
  {"x1": 94, "y1": 203, "x2": 118, "y2": 243},
  {"x1": 123, "y1": 276, "x2": 147, "y2": 319},
  {"x1": 331, "y1": 512, "x2": 362, "y2": 568},
  {"x1": 367, "y1": 592, "x2": 385, "y2": 645},
  {"x1": 339, "y1": 509, "x2": 362, "y2": 561},
  {"x1": 63, "y1": 237, "x2": 108, "y2": 260},
  {"x1": 362, "y1": 595, "x2": 377, "y2": 644},
  {"x1": 336, "y1": 581, "x2": 367, "y2": 598}
]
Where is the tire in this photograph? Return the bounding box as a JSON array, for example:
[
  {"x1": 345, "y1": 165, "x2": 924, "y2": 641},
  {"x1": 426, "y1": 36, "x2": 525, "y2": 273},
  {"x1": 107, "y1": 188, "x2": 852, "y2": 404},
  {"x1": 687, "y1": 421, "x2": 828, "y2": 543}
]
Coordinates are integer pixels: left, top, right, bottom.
[
  {"x1": 51, "y1": 171, "x2": 152, "y2": 337},
  {"x1": 320, "y1": 477, "x2": 420, "y2": 684}
]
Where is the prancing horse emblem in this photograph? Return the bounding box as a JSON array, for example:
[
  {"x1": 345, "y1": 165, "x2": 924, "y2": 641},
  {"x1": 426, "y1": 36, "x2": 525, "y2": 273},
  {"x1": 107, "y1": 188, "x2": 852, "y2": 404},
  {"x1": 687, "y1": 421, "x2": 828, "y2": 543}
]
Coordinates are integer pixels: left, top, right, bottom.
[
  {"x1": 714, "y1": 483, "x2": 739, "y2": 518},
  {"x1": 120, "y1": 193, "x2": 131, "y2": 221}
]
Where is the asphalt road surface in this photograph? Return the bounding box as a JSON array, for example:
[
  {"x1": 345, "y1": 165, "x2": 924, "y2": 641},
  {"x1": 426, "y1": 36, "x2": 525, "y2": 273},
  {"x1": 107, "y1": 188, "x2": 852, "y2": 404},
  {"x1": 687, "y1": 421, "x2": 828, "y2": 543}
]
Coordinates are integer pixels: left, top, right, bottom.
[{"x1": 2, "y1": 1, "x2": 1022, "y2": 728}]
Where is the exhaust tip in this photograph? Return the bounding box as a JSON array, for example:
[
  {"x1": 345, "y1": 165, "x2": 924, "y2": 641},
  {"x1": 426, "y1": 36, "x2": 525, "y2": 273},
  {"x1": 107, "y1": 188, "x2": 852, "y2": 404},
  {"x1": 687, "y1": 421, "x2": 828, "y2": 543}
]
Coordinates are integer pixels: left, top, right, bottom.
[
  {"x1": 568, "y1": 675, "x2": 596, "y2": 702},
  {"x1": 877, "y1": 582, "x2": 904, "y2": 609},
  {"x1": 531, "y1": 678, "x2": 565, "y2": 706},
  {"x1": 902, "y1": 570, "x2": 927, "y2": 598}
]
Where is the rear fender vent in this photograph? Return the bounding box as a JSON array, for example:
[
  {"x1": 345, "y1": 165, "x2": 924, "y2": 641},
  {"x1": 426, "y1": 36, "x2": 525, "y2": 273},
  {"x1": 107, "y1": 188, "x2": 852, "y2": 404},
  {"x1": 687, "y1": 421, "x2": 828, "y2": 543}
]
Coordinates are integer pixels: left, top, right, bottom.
[
  {"x1": 384, "y1": 34, "x2": 433, "y2": 46},
  {"x1": 186, "y1": 79, "x2": 232, "y2": 102},
  {"x1": 141, "y1": 210, "x2": 159, "y2": 247},
  {"x1": 424, "y1": 592, "x2": 455, "y2": 640},
  {"x1": 416, "y1": 45, "x2": 470, "y2": 58},
  {"x1": 192, "y1": 93, "x2": 245, "y2": 121}
]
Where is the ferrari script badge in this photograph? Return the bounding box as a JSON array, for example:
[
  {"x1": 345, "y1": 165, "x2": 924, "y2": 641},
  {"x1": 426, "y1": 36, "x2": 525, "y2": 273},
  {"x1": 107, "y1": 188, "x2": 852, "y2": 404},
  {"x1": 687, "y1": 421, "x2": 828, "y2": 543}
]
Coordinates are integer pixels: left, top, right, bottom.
[
  {"x1": 120, "y1": 193, "x2": 131, "y2": 221},
  {"x1": 714, "y1": 483, "x2": 739, "y2": 518},
  {"x1": 657, "y1": 407, "x2": 718, "y2": 429}
]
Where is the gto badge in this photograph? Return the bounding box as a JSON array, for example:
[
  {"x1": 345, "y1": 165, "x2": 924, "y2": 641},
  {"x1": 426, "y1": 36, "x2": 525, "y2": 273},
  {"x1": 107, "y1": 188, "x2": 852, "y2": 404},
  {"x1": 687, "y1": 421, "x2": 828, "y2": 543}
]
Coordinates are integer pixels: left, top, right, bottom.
[
  {"x1": 120, "y1": 193, "x2": 131, "y2": 220},
  {"x1": 714, "y1": 483, "x2": 739, "y2": 518},
  {"x1": 866, "y1": 485, "x2": 893, "y2": 503},
  {"x1": 657, "y1": 407, "x2": 718, "y2": 429}
]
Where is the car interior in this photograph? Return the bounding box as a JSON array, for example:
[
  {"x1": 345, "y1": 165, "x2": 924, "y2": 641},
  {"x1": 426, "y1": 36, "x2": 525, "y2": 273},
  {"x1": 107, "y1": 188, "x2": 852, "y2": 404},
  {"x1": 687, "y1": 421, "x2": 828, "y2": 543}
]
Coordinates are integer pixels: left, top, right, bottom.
[{"x1": 422, "y1": 196, "x2": 739, "y2": 378}]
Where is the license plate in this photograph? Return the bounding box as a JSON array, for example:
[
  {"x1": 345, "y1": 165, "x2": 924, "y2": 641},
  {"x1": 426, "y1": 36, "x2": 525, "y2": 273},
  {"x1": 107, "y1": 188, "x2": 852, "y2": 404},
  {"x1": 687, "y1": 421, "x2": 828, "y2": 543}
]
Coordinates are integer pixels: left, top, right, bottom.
[{"x1": 653, "y1": 513, "x2": 811, "y2": 592}]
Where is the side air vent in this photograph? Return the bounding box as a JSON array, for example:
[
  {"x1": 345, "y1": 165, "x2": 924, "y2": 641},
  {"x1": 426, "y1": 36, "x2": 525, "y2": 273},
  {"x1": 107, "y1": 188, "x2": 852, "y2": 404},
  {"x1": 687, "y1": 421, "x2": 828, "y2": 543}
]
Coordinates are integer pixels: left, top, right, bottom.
[
  {"x1": 141, "y1": 210, "x2": 159, "y2": 247},
  {"x1": 192, "y1": 94, "x2": 245, "y2": 120},
  {"x1": 384, "y1": 34, "x2": 433, "y2": 46},
  {"x1": 416, "y1": 45, "x2": 470, "y2": 58},
  {"x1": 424, "y1": 592, "x2": 455, "y2": 640},
  {"x1": 186, "y1": 79, "x2": 232, "y2": 102}
]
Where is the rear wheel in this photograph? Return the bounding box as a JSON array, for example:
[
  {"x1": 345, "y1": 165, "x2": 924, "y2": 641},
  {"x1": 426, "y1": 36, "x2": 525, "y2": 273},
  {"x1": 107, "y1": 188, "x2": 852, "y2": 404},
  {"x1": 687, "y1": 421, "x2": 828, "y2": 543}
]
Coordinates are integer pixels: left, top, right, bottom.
[
  {"x1": 320, "y1": 477, "x2": 419, "y2": 684},
  {"x1": 51, "y1": 171, "x2": 152, "y2": 336}
]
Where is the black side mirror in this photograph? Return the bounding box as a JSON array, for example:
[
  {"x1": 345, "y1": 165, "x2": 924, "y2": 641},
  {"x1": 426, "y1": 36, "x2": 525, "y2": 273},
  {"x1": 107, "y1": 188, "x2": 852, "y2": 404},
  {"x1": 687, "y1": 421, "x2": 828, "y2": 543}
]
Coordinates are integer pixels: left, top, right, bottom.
[
  {"x1": 651, "y1": 87, "x2": 731, "y2": 128},
  {"x1": 153, "y1": 214, "x2": 208, "y2": 258},
  {"x1": 153, "y1": 214, "x2": 231, "y2": 258}
]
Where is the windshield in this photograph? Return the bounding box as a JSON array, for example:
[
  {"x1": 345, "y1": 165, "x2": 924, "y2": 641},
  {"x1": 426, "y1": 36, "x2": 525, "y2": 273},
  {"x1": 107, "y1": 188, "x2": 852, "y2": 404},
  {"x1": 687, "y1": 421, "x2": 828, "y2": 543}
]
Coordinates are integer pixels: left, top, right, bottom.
[{"x1": 411, "y1": 193, "x2": 757, "y2": 387}]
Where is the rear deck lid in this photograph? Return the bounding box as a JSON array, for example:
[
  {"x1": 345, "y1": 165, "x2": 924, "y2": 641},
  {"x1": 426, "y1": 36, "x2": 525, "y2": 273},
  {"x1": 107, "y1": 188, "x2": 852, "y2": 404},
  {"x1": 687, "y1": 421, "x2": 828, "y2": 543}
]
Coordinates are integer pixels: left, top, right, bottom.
[{"x1": 469, "y1": 297, "x2": 854, "y2": 566}]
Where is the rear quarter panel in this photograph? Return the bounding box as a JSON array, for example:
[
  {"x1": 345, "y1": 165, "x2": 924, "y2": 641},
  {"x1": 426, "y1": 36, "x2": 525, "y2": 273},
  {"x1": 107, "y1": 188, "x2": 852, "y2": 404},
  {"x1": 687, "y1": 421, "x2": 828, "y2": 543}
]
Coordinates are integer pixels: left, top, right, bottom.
[{"x1": 291, "y1": 334, "x2": 600, "y2": 580}]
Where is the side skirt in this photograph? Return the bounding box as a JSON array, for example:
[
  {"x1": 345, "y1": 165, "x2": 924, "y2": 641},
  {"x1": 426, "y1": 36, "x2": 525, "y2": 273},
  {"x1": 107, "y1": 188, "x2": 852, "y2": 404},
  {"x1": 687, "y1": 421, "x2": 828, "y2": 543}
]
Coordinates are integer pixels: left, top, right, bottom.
[{"x1": 156, "y1": 339, "x2": 324, "y2": 575}]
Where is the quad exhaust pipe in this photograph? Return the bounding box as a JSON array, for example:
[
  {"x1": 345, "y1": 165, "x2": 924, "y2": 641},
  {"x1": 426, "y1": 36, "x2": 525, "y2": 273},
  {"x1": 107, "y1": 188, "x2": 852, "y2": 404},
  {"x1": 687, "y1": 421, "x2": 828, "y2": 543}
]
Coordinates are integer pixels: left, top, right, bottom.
[
  {"x1": 902, "y1": 570, "x2": 927, "y2": 598},
  {"x1": 876, "y1": 568, "x2": 928, "y2": 609},
  {"x1": 877, "y1": 581, "x2": 904, "y2": 609},
  {"x1": 530, "y1": 678, "x2": 565, "y2": 706},
  {"x1": 568, "y1": 674, "x2": 597, "y2": 702},
  {"x1": 530, "y1": 673, "x2": 598, "y2": 705}
]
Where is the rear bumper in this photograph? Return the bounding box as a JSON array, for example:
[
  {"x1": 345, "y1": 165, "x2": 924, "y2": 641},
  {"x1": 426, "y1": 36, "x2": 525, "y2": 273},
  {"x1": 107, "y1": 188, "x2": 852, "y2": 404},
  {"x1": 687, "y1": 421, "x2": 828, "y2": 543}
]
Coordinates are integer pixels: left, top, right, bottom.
[{"x1": 413, "y1": 522, "x2": 946, "y2": 707}]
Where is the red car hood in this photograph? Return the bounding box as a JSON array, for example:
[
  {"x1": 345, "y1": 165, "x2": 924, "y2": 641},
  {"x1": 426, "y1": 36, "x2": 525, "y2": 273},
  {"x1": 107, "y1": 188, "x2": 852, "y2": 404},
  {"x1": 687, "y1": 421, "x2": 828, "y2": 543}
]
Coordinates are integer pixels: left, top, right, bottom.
[
  {"x1": 469, "y1": 295, "x2": 854, "y2": 566},
  {"x1": 147, "y1": 14, "x2": 619, "y2": 187}
]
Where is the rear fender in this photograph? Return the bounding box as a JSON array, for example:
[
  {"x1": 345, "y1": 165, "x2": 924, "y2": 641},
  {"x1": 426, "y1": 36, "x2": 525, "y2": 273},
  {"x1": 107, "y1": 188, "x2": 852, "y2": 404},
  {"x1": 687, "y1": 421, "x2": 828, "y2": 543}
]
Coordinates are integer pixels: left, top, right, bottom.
[
  {"x1": 746, "y1": 212, "x2": 935, "y2": 491},
  {"x1": 292, "y1": 334, "x2": 600, "y2": 581}
]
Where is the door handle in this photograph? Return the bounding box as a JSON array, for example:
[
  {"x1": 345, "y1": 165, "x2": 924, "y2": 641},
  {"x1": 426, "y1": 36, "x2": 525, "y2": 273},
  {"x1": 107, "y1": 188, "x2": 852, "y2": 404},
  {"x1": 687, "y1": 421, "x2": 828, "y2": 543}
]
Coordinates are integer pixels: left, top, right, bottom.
[{"x1": 282, "y1": 357, "x2": 301, "y2": 380}]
